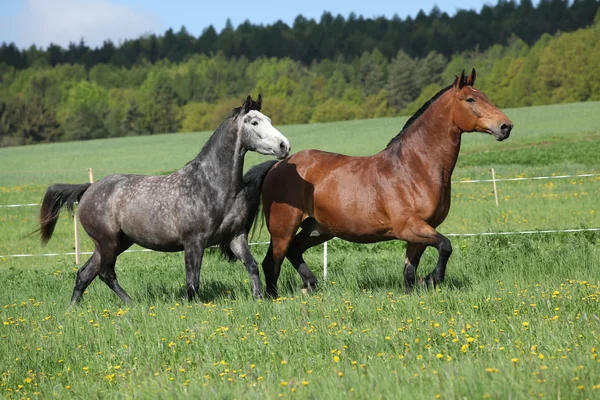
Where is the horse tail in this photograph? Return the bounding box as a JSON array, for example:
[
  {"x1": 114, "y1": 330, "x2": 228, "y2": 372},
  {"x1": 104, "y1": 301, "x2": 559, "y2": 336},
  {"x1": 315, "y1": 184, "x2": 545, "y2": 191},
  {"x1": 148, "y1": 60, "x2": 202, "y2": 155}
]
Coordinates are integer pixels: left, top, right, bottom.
[
  {"x1": 218, "y1": 160, "x2": 277, "y2": 260},
  {"x1": 39, "y1": 183, "x2": 92, "y2": 244},
  {"x1": 243, "y1": 160, "x2": 278, "y2": 236}
]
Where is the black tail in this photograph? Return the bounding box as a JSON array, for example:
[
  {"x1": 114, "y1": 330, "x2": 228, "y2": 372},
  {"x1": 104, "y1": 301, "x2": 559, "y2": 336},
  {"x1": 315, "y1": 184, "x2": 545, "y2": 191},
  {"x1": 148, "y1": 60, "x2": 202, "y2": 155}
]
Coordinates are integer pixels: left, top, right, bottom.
[
  {"x1": 243, "y1": 160, "x2": 278, "y2": 235},
  {"x1": 39, "y1": 183, "x2": 92, "y2": 244},
  {"x1": 218, "y1": 160, "x2": 278, "y2": 261}
]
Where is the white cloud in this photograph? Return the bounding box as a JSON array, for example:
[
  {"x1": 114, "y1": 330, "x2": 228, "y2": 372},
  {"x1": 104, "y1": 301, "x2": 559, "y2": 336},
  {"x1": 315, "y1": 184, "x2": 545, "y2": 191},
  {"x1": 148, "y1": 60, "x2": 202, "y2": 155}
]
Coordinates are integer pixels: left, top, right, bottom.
[{"x1": 3, "y1": 0, "x2": 159, "y2": 49}]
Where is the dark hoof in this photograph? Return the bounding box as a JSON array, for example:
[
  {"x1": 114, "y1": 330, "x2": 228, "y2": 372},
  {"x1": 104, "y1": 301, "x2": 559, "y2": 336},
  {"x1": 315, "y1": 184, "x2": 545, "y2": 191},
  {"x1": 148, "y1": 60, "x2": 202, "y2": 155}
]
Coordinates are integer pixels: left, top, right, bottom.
[
  {"x1": 253, "y1": 291, "x2": 264, "y2": 300},
  {"x1": 419, "y1": 276, "x2": 437, "y2": 290},
  {"x1": 301, "y1": 283, "x2": 318, "y2": 295}
]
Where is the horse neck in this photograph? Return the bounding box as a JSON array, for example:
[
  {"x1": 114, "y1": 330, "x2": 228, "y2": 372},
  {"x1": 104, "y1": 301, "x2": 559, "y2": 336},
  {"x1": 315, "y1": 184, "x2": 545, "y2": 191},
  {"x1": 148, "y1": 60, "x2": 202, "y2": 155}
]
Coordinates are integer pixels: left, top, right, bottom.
[
  {"x1": 384, "y1": 97, "x2": 462, "y2": 186},
  {"x1": 184, "y1": 119, "x2": 246, "y2": 191}
]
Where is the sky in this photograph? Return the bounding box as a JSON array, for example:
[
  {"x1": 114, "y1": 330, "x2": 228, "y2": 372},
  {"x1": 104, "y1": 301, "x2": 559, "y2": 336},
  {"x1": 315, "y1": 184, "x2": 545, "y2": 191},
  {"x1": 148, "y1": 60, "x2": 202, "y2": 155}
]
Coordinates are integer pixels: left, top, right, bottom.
[{"x1": 0, "y1": 0, "x2": 493, "y2": 49}]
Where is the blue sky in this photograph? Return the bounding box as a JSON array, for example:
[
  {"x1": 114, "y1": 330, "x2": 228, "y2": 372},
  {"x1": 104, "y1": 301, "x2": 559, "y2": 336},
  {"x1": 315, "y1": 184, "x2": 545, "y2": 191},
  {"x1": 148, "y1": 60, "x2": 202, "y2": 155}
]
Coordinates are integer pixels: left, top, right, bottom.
[{"x1": 0, "y1": 0, "x2": 492, "y2": 49}]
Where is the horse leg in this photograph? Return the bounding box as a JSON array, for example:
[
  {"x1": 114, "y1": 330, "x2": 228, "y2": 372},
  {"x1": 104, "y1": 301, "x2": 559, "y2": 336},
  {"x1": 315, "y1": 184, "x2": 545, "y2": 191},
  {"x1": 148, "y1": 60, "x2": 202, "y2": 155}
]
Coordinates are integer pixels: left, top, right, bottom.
[
  {"x1": 229, "y1": 234, "x2": 263, "y2": 298},
  {"x1": 403, "y1": 242, "x2": 427, "y2": 293},
  {"x1": 420, "y1": 232, "x2": 452, "y2": 288},
  {"x1": 286, "y1": 218, "x2": 332, "y2": 292},
  {"x1": 262, "y1": 205, "x2": 302, "y2": 298},
  {"x1": 98, "y1": 238, "x2": 133, "y2": 303},
  {"x1": 183, "y1": 243, "x2": 205, "y2": 301},
  {"x1": 396, "y1": 218, "x2": 452, "y2": 290},
  {"x1": 70, "y1": 250, "x2": 102, "y2": 305}
]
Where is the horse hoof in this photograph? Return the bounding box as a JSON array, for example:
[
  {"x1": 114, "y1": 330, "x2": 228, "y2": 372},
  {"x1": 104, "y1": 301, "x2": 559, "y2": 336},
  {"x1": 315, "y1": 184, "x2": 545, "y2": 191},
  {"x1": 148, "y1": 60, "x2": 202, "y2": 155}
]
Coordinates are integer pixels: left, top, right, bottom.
[{"x1": 418, "y1": 278, "x2": 432, "y2": 288}]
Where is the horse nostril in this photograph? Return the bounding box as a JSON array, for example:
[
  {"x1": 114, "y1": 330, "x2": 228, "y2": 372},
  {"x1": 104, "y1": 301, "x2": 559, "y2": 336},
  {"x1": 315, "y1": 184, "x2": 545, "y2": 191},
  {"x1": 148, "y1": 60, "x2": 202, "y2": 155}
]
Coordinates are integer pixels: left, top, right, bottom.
[
  {"x1": 501, "y1": 123, "x2": 512, "y2": 135},
  {"x1": 280, "y1": 141, "x2": 287, "y2": 153}
]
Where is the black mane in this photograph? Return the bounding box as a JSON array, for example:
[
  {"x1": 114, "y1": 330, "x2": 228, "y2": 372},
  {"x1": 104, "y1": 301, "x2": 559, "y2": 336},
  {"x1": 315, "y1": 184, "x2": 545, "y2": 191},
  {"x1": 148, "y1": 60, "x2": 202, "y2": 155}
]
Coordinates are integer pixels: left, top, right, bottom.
[
  {"x1": 387, "y1": 83, "x2": 454, "y2": 147},
  {"x1": 231, "y1": 94, "x2": 262, "y2": 119},
  {"x1": 190, "y1": 94, "x2": 263, "y2": 164}
]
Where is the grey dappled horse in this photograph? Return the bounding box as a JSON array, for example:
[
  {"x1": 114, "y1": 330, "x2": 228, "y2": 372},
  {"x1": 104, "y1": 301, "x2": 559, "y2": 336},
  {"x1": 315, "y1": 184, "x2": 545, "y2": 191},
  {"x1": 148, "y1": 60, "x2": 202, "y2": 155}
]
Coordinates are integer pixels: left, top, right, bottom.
[{"x1": 39, "y1": 95, "x2": 290, "y2": 304}]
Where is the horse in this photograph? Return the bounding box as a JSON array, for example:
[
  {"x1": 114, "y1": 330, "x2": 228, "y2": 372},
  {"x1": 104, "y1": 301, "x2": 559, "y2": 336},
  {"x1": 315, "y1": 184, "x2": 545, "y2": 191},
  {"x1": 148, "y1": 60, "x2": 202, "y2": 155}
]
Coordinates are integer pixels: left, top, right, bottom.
[
  {"x1": 38, "y1": 95, "x2": 290, "y2": 304},
  {"x1": 244, "y1": 69, "x2": 513, "y2": 297}
]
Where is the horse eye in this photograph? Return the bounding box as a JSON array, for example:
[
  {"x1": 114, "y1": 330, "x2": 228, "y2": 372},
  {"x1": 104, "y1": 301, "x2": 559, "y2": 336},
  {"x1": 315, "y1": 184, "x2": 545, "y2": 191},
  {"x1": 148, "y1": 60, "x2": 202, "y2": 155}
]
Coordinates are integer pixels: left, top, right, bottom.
[
  {"x1": 466, "y1": 98, "x2": 475, "y2": 103},
  {"x1": 251, "y1": 121, "x2": 259, "y2": 126}
]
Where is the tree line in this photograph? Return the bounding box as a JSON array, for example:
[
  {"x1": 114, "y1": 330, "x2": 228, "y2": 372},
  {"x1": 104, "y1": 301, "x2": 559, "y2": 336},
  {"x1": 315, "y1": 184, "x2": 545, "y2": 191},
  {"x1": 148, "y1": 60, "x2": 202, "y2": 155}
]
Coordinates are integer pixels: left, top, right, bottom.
[
  {"x1": 0, "y1": 7, "x2": 599, "y2": 146},
  {"x1": 1, "y1": 0, "x2": 598, "y2": 70}
]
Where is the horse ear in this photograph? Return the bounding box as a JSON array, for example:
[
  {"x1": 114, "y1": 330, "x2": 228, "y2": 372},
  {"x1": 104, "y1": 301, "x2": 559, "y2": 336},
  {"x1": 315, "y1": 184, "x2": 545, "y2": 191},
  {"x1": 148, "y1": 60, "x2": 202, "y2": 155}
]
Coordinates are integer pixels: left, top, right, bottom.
[
  {"x1": 244, "y1": 95, "x2": 252, "y2": 113},
  {"x1": 257, "y1": 93, "x2": 263, "y2": 110},
  {"x1": 454, "y1": 70, "x2": 466, "y2": 90},
  {"x1": 466, "y1": 68, "x2": 476, "y2": 86}
]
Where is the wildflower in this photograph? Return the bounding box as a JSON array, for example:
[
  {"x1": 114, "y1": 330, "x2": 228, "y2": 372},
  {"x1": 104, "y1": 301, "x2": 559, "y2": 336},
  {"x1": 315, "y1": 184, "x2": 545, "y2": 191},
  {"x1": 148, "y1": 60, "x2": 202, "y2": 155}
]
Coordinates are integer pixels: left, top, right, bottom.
[
  {"x1": 302, "y1": 380, "x2": 309, "y2": 386},
  {"x1": 436, "y1": 353, "x2": 444, "y2": 359},
  {"x1": 333, "y1": 356, "x2": 340, "y2": 362},
  {"x1": 338, "y1": 372, "x2": 344, "y2": 377},
  {"x1": 512, "y1": 358, "x2": 519, "y2": 363},
  {"x1": 280, "y1": 381, "x2": 288, "y2": 386}
]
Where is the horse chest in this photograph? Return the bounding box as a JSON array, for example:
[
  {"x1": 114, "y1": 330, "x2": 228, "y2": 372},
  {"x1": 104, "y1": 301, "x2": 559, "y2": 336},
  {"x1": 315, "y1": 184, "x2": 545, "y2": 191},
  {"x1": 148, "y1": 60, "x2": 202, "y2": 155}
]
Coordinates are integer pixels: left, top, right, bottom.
[{"x1": 425, "y1": 185, "x2": 452, "y2": 227}]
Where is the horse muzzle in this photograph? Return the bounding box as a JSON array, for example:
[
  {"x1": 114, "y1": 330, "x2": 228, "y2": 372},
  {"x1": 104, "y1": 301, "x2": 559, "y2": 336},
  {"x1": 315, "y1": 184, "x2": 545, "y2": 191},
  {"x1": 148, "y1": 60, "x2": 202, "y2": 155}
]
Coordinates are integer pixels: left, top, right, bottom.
[{"x1": 492, "y1": 122, "x2": 513, "y2": 141}]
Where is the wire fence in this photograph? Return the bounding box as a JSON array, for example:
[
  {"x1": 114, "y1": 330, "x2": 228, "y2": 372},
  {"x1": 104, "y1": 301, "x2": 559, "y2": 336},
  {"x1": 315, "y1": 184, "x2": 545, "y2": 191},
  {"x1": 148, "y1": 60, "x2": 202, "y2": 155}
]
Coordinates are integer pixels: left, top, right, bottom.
[
  {"x1": 1, "y1": 169, "x2": 599, "y2": 280},
  {"x1": 2, "y1": 172, "x2": 598, "y2": 209}
]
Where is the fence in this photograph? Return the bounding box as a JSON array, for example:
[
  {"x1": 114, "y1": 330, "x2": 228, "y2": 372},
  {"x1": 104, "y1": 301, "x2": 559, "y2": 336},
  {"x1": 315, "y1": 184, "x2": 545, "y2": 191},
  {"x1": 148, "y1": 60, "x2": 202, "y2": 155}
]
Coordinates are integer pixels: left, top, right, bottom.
[{"x1": 1, "y1": 169, "x2": 599, "y2": 280}]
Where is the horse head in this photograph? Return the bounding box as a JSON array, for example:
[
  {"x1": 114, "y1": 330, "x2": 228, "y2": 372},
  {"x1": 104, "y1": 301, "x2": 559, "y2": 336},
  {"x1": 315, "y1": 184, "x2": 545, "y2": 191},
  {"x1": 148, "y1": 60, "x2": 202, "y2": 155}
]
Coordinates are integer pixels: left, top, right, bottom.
[
  {"x1": 451, "y1": 69, "x2": 514, "y2": 141},
  {"x1": 235, "y1": 95, "x2": 290, "y2": 159}
]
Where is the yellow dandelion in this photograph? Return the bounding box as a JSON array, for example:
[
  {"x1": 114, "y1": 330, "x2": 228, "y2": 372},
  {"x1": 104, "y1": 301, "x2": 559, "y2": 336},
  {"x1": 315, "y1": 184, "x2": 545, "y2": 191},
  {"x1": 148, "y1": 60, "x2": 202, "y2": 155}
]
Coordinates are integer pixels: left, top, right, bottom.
[
  {"x1": 436, "y1": 353, "x2": 444, "y2": 359},
  {"x1": 302, "y1": 380, "x2": 309, "y2": 386},
  {"x1": 338, "y1": 372, "x2": 344, "y2": 377},
  {"x1": 280, "y1": 381, "x2": 288, "y2": 386},
  {"x1": 512, "y1": 358, "x2": 519, "y2": 363}
]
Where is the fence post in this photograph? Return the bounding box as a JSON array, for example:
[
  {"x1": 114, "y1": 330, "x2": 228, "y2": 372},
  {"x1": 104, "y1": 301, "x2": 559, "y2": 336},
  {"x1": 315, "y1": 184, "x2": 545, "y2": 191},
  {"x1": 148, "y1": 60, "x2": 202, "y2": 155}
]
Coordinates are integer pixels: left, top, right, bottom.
[
  {"x1": 88, "y1": 168, "x2": 94, "y2": 183},
  {"x1": 74, "y1": 214, "x2": 80, "y2": 265},
  {"x1": 323, "y1": 241, "x2": 328, "y2": 281},
  {"x1": 491, "y1": 168, "x2": 499, "y2": 207}
]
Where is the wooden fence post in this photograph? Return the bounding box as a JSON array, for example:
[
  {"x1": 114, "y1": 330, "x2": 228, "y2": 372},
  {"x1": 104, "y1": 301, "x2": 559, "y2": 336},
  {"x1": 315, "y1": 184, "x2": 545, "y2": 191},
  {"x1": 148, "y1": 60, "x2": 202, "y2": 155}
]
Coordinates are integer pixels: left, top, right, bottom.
[
  {"x1": 74, "y1": 168, "x2": 94, "y2": 265},
  {"x1": 323, "y1": 241, "x2": 328, "y2": 281},
  {"x1": 74, "y1": 214, "x2": 80, "y2": 265},
  {"x1": 491, "y1": 168, "x2": 499, "y2": 207}
]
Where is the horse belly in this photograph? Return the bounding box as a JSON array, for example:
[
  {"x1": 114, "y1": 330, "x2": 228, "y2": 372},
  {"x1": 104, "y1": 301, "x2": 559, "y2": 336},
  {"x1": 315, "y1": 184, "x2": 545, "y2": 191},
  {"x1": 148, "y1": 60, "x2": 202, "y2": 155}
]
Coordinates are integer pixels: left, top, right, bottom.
[
  {"x1": 312, "y1": 180, "x2": 394, "y2": 241},
  {"x1": 119, "y1": 202, "x2": 183, "y2": 251}
]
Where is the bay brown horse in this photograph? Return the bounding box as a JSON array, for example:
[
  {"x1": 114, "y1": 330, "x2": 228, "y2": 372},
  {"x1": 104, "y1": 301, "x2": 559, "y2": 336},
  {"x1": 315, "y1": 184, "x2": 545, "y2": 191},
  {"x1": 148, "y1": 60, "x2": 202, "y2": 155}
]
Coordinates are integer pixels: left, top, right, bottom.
[{"x1": 245, "y1": 69, "x2": 513, "y2": 296}]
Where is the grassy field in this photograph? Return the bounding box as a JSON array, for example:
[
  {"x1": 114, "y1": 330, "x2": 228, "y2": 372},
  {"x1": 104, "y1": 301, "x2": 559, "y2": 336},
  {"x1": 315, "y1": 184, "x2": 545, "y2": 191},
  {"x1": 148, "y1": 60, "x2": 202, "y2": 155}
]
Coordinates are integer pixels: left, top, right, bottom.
[{"x1": 1, "y1": 101, "x2": 599, "y2": 399}]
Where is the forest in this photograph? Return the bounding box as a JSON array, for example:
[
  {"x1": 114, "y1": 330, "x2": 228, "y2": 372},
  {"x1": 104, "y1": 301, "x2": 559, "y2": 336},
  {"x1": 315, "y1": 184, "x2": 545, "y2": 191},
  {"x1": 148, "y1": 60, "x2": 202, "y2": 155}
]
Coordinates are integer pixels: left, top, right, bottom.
[{"x1": 0, "y1": 0, "x2": 599, "y2": 146}]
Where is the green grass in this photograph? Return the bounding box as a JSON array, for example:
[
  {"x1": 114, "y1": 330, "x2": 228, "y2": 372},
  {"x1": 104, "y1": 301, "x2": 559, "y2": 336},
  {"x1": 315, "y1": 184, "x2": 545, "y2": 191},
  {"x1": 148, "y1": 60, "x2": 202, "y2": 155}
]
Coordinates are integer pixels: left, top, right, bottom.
[{"x1": 1, "y1": 101, "x2": 600, "y2": 399}]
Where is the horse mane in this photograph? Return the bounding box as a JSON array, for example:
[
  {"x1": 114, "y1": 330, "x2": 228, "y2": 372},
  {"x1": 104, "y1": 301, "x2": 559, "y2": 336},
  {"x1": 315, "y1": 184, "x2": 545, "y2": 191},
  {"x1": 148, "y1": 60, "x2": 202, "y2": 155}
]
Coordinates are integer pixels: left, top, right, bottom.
[
  {"x1": 231, "y1": 94, "x2": 263, "y2": 119},
  {"x1": 386, "y1": 83, "x2": 454, "y2": 147}
]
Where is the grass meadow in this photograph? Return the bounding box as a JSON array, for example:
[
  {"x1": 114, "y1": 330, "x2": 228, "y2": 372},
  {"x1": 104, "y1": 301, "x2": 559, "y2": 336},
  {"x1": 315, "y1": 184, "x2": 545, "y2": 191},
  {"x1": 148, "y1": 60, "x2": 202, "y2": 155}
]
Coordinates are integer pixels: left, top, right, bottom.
[{"x1": 1, "y1": 101, "x2": 599, "y2": 399}]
